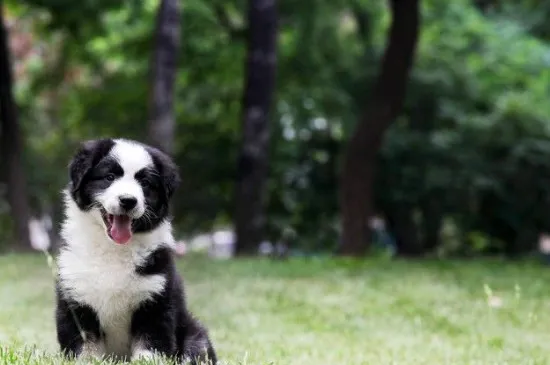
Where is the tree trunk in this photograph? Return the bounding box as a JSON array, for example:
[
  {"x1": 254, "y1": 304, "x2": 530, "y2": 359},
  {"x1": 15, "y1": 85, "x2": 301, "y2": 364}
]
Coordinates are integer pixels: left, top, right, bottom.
[
  {"x1": 474, "y1": 0, "x2": 496, "y2": 13},
  {"x1": 338, "y1": 0, "x2": 420, "y2": 256},
  {"x1": 389, "y1": 204, "x2": 422, "y2": 257},
  {"x1": 148, "y1": 0, "x2": 180, "y2": 155},
  {"x1": 420, "y1": 195, "x2": 442, "y2": 254},
  {"x1": 0, "y1": 5, "x2": 32, "y2": 251},
  {"x1": 234, "y1": 0, "x2": 278, "y2": 256}
]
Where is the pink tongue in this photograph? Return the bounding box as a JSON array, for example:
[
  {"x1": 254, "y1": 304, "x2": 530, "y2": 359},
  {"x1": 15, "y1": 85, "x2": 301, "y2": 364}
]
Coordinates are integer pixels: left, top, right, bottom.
[{"x1": 110, "y1": 215, "x2": 132, "y2": 244}]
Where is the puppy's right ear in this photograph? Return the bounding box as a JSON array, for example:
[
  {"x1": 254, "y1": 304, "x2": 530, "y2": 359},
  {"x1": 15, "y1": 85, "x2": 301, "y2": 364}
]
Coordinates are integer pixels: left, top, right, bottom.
[{"x1": 68, "y1": 139, "x2": 114, "y2": 194}]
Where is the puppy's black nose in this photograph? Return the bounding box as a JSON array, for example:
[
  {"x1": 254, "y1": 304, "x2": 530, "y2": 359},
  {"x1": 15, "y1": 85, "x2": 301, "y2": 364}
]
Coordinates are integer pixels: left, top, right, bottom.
[{"x1": 119, "y1": 196, "x2": 137, "y2": 211}]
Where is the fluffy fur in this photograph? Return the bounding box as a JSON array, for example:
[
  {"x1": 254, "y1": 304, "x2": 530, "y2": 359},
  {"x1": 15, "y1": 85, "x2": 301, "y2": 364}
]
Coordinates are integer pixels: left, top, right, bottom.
[{"x1": 55, "y1": 138, "x2": 217, "y2": 364}]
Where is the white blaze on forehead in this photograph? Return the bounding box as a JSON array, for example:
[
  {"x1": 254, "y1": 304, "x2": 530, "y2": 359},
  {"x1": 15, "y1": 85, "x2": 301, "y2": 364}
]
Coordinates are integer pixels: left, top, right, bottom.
[{"x1": 111, "y1": 140, "x2": 153, "y2": 173}]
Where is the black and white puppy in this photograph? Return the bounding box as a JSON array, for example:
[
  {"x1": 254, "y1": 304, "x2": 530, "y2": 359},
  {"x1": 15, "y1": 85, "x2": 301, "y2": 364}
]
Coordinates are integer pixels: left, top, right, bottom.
[{"x1": 55, "y1": 138, "x2": 217, "y2": 364}]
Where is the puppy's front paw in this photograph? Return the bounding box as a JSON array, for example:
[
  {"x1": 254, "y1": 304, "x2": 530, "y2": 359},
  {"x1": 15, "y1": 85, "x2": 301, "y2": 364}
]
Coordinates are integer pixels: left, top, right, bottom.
[
  {"x1": 131, "y1": 348, "x2": 156, "y2": 361},
  {"x1": 76, "y1": 341, "x2": 106, "y2": 363}
]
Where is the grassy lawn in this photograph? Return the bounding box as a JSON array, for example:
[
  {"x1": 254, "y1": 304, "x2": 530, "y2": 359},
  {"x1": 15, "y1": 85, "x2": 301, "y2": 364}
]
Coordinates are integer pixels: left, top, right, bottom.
[{"x1": 1, "y1": 253, "x2": 550, "y2": 364}]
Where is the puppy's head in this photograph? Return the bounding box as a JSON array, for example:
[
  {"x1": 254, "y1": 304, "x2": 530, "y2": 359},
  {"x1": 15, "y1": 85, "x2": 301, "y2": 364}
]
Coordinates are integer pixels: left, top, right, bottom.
[{"x1": 68, "y1": 138, "x2": 180, "y2": 244}]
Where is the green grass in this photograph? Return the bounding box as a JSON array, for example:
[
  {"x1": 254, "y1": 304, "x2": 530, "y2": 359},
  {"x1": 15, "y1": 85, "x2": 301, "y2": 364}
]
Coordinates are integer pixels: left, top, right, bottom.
[{"x1": 2, "y1": 253, "x2": 550, "y2": 364}]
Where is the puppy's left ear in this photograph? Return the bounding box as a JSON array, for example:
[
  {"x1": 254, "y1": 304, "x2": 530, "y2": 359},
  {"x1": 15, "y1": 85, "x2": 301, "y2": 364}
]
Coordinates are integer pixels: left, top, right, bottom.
[{"x1": 148, "y1": 147, "x2": 181, "y2": 199}]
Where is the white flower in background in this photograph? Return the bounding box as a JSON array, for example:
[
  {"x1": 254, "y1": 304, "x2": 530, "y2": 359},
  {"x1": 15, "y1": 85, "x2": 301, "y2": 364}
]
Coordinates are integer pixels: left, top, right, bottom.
[
  {"x1": 29, "y1": 217, "x2": 50, "y2": 251},
  {"x1": 539, "y1": 233, "x2": 550, "y2": 254}
]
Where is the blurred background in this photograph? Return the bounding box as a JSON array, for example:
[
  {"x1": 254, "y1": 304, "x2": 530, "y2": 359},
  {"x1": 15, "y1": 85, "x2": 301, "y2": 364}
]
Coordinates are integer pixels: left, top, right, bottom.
[{"x1": 2, "y1": 0, "x2": 550, "y2": 260}]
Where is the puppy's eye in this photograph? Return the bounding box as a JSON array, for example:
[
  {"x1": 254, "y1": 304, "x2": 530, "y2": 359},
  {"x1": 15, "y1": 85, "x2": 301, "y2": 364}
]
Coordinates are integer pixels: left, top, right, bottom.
[
  {"x1": 105, "y1": 174, "x2": 115, "y2": 182},
  {"x1": 141, "y1": 180, "x2": 151, "y2": 188}
]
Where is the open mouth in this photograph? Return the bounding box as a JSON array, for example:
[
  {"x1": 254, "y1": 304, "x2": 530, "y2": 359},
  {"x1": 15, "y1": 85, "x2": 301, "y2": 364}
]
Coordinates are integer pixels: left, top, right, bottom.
[{"x1": 100, "y1": 208, "x2": 133, "y2": 245}]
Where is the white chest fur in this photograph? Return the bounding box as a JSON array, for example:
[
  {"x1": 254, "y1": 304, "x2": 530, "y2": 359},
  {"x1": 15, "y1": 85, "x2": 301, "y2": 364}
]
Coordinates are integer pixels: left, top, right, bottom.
[{"x1": 57, "y1": 245, "x2": 166, "y2": 357}]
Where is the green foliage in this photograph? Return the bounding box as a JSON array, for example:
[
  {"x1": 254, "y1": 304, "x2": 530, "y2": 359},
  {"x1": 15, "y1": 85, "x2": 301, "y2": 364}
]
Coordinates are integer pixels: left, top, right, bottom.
[
  {"x1": 4, "y1": 0, "x2": 550, "y2": 255},
  {"x1": 375, "y1": 0, "x2": 550, "y2": 255}
]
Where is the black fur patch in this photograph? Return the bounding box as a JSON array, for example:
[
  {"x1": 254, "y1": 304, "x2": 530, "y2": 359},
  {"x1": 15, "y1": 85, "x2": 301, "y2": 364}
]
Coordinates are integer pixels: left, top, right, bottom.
[
  {"x1": 133, "y1": 144, "x2": 181, "y2": 233},
  {"x1": 135, "y1": 246, "x2": 172, "y2": 276},
  {"x1": 55, "y1": 283, "x2": 102, "y2": 358},
  {"x1": 131, "y1": 246, "x2": 218, "y2": 364},
  {"x1": 132, "y1": 165, "x2": 170, "y2": 233},
  {"x1": 145, "y1": 145, "x2": 181, "y2": 200},
  {"x1": 69, "y1": 139, "x2": 116, "y2": 209}
]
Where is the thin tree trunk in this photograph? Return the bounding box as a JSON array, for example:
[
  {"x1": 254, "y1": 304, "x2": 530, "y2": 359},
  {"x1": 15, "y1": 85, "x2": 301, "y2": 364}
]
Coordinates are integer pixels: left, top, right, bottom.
[
  {"x1": 338, "y1": 0, "x2": 420, "y2": 256},
  {"x1": 148, "y1": 0, "x2": 180, "y2": 155},
  {"x1": 420, "y1": 196, "x2": 442, "y2": 254},
  {"x1": 0, "y1": 4, "x2": 32, "y2": 251},
  {"x1": 234, "y1": 0, "x2": 278, "y2": 256},
  {"x1": 474, "y1": 0, "x2": 495, "y2": 13},
  {"x1": 390, "y1": 204, "x2": 422, "y2": 256}
]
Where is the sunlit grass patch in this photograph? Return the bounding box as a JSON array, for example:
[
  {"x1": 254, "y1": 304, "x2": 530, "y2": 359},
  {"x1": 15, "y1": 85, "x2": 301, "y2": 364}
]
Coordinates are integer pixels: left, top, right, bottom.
[{"x1": 1, "y1": 253, "x2": 550, "y2": 364}]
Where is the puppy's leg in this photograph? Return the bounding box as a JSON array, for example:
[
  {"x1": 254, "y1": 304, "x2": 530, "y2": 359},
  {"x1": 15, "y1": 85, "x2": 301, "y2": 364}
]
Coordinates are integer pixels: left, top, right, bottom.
[
  {"x1": 131, "y1": 299, "x2": 176, "y2": 361},
  {"x1": 180, "y1": 318, "x2": 217, "y2": 365},
  {"x1": 56, "y1": 291, "x2": 104, "y2": 360}
]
